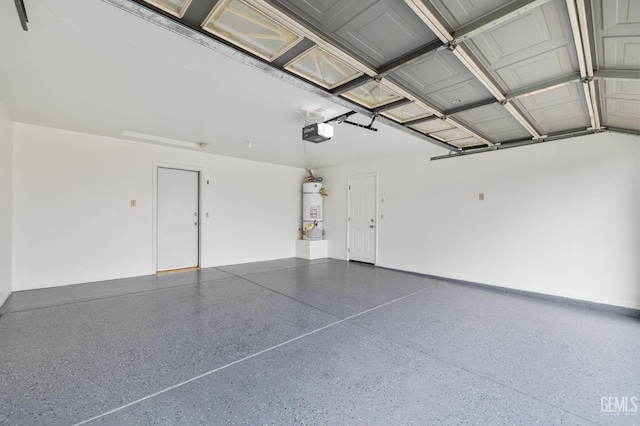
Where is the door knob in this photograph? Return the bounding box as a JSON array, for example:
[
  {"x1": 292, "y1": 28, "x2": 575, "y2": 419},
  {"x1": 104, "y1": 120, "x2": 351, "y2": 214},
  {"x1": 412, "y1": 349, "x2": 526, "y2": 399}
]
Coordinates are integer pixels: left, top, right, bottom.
[
  {"x1": 369, "y1": 225, "x2": 375, "y2": 228},
  {"x1": 194, "y1": 212, "x2": 198, "y2": 216},
  {"x1": 194, "y1": 222, "x2": 199, "y2": 226}
]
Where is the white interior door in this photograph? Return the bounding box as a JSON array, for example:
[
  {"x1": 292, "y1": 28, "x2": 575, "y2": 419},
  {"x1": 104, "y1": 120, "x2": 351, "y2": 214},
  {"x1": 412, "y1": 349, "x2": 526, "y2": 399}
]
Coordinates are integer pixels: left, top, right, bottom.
[
  {"x1": 348, "y1": 175, "x2": 376, "y2": 264},
  {"x1": 157, "y1": 167, "x2": 199, "y2": 271}
]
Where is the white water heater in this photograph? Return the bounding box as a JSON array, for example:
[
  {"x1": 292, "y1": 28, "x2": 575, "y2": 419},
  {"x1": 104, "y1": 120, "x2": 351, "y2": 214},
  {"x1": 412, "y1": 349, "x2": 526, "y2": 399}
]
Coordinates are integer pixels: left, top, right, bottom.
[{"x1": 302, "y1": 181, "x2": 323, "y2": 240}]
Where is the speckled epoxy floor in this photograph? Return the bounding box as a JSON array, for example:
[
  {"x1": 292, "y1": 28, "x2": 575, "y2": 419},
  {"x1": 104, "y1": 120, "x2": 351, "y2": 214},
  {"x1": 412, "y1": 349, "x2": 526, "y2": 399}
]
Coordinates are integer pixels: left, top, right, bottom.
[{"x1": 1, "y1": 259, "x2": 638, "y2": 425}]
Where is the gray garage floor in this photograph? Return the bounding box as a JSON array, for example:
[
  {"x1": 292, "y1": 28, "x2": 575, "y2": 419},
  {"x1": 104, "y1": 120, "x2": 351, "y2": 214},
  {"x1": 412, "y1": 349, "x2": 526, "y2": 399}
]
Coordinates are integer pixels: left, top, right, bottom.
[{"x1": 0, "y1": 259, "x2": 638, "y2": 425}]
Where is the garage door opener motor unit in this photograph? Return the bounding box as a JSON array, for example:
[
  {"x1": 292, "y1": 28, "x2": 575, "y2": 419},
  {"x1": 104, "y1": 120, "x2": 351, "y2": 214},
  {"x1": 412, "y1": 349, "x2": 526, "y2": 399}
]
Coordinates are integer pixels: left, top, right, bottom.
[{"x1": 302, "y1": 123, "x2": 333, "y2": 143}]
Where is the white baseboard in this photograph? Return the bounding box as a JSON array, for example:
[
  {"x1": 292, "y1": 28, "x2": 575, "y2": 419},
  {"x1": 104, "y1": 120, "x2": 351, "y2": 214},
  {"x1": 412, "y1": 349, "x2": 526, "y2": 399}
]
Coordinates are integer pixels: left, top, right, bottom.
[{"x1": 376, "y1": 262, "x2": 640, "y2": 313}]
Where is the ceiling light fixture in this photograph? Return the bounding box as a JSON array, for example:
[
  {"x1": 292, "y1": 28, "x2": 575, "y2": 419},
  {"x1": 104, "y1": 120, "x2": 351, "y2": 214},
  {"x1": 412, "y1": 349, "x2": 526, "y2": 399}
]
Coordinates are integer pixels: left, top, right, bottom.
[{"x1": 122, "y1": 130, "x2": 207, "y2": 149}]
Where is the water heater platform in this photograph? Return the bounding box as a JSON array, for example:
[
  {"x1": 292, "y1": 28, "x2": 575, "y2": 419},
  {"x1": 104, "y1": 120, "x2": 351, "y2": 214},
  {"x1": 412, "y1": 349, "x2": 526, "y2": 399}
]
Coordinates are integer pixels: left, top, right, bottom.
[{"x1": 295, "y1": 239, "x2": 328, "y2": 260}]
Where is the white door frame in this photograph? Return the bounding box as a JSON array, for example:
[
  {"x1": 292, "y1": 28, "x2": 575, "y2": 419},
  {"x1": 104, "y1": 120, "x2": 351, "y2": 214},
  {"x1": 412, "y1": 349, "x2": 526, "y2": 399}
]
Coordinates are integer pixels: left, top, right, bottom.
[
  {"x1": 346, "y1": 173, "x2": 378, "y2": 264},
  {"x1": 152, "y1": 161, "x2": 203, "y2": 272}
]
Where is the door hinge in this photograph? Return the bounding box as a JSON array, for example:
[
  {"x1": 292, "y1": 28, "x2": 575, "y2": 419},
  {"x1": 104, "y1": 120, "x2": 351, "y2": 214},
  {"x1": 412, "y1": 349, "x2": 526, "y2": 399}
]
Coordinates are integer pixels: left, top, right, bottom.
[
  {"x1": 348, "y1": 248, "x2": 350, "y2": 253},
  {"x1": 348, "y1": 216, "x2": 350, "y2": 222},
  {"x1": 349, "y1": 185, "x2": 351, "y2": 190}
]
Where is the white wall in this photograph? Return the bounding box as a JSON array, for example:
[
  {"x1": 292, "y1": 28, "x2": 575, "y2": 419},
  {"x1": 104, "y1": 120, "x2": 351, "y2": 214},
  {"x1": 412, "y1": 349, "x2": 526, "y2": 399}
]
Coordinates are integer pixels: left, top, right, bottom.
[
  {"x1": 317, "y1": 132, "x2": 640, "y2": 310},
  {"x1": 0, "y1": 101, "x2": 12, "y2": 306},
  {"x1": 12, "y1": 123, "x2": 305, "y2": 291}
]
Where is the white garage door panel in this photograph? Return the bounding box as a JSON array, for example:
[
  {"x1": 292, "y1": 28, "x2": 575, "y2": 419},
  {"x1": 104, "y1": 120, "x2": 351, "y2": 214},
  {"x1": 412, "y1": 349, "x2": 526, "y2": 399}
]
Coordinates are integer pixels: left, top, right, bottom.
[{"x1": 429, "y1": 0, "x2": 511, "y2": 28}]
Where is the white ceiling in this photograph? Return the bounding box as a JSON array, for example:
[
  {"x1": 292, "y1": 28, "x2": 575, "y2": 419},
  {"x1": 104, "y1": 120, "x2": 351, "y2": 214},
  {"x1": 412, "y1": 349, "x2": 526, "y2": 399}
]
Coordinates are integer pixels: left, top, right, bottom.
[{"x1": 0, "y1": 0, "x2": 443, "y2": 168}]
